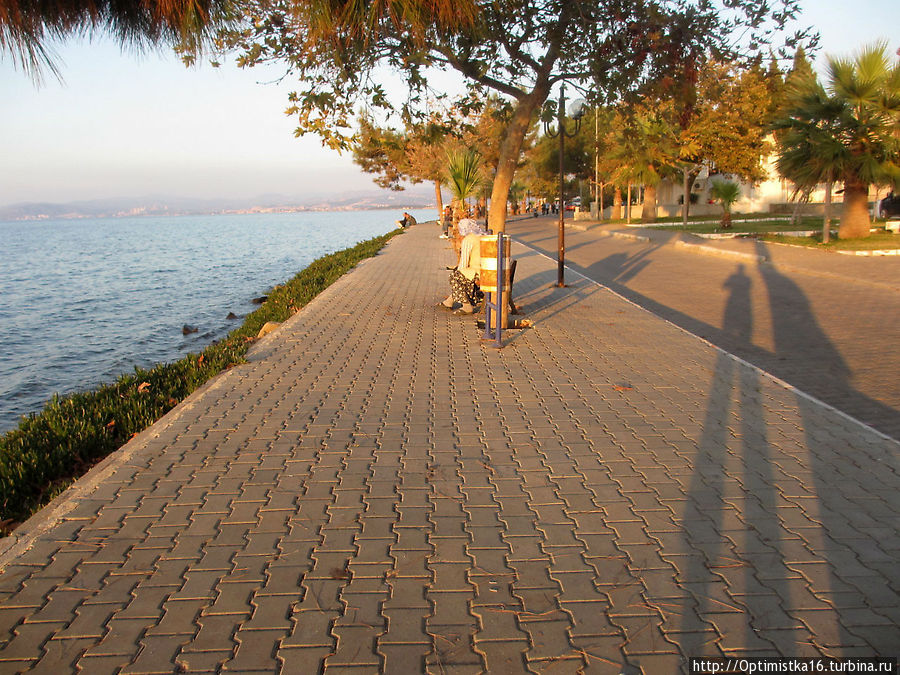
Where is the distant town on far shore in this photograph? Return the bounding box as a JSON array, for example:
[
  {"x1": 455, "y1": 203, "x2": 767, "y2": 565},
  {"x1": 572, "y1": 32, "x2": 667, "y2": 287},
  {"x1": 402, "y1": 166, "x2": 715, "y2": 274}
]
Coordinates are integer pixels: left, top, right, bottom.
[{"x1": 0, "y1": 184, "x2": 437, "y2": 222}]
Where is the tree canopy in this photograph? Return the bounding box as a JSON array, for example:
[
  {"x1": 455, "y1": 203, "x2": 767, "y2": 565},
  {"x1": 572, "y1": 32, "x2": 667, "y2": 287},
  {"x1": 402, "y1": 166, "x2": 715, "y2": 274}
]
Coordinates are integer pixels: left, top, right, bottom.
[
  {"x1": 773, "y1": 42, "x2": 900, "y2": 238},
  {"x1": 219, "y1": 0, "x2": 810, "y2": 232}
]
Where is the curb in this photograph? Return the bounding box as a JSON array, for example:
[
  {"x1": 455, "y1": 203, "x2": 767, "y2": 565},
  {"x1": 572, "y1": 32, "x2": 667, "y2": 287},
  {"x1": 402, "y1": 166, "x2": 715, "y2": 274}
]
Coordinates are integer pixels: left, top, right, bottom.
[
  {"x1": 0, "y1": 369, "x2": 240, "y2": 567},
  {"x1": 602, "y1": 230, "x2": 650, "y2": 243},
  {"x1": 674, "y1": 239, "x2": 767, "y2": 263},
  {"x1": 836, "y1": 248, "x2": 900, "y2": 256}
]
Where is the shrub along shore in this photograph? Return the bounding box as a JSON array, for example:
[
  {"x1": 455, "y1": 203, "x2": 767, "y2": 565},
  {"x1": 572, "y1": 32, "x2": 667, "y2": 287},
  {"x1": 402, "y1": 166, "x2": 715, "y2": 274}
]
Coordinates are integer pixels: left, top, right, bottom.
[{"x1": 0, "y1": 228, "x2": 403, "y2": 535}]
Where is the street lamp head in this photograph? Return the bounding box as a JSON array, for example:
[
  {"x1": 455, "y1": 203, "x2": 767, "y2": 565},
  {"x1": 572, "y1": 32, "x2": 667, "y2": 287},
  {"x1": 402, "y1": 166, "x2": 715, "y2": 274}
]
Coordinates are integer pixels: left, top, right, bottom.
[{"x1": 568, "y1": 98, "x2": 587, "y2": 121}]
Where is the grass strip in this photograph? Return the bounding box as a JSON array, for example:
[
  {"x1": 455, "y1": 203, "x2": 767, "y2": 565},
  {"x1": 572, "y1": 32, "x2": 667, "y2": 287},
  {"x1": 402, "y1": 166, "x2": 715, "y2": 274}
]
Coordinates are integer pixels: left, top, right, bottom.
[
  {"x1": 760, "y1": 230, "x2": 900, "y2": 251},
  {"x1": 647, "y1": 216, "x2": 827, "y2": 234},
  {"x1": 0, "y1": 229, "x2": 402, "y2": 534}
]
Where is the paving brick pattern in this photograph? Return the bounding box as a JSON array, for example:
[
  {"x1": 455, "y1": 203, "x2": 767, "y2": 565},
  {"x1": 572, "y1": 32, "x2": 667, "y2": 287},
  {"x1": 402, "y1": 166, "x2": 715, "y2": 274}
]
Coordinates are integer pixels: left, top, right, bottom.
[
  {"x1": 507, "y1": 216, "x2": 900, "y2": 440},
  {"x1": 0, "y1": 223, "x2": 897, "y2": 673}
]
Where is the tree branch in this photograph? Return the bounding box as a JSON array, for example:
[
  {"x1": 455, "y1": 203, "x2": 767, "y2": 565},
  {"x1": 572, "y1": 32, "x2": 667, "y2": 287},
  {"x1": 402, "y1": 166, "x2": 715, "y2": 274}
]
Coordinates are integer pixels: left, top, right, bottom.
[{"x1": 431, "y1": 45, "x2": 527, "y2": 100}]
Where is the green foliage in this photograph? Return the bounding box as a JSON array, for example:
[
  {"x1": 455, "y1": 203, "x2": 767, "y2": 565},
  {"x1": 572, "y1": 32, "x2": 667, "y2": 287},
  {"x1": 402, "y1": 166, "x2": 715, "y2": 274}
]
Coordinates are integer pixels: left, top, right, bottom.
[
  {"x1": 772, "y1": 42, "x2": 900, "y2": 238},
  {"x1": 608, "y1": 108, "x2": 681, "y2": 188},
  {"x1": 709, "y1": 178, "x2": 742, "y2": 228},
  {"x1": 687, "y1": 60, "x2": 777, "y2": 181},
  {"x1": 2, "y1": 0, "x2": 231, "y2": 80},
  {"x1": 446, "y1": 148, "x2": 483, "y2": 203},
  {"x1": 0, "y1": 230, "x2": 401, "y2": 532},
  {"x1": 217, "y1": 0, "x2": 807, "y2": 231},
  {"x1": 352, "y1": 117, "x2": 411, "y2": 191}
]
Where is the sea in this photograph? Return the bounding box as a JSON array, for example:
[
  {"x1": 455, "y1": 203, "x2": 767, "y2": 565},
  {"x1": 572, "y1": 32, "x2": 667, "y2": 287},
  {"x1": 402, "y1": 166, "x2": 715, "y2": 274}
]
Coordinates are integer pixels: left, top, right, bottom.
[{"x1": 0, "y1": 208, "x2": 436, "y2": 434}]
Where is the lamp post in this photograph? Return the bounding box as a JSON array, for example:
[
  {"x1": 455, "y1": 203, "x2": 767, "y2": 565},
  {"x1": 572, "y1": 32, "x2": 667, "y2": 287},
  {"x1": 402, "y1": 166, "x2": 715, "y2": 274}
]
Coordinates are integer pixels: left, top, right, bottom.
[{"x1": 543, "y1": 84, "x2": 586, "y2": 287}]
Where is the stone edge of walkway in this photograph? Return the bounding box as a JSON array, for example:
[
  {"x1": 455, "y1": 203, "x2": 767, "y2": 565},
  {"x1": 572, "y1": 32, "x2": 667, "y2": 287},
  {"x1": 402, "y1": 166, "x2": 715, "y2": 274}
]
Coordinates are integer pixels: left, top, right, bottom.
[
  {"x1": 0, "y1": 244, "x2": 397, "y2": 569},
  {"x1": 3, "y1": 224, "x2": 897, "y2": 575}
]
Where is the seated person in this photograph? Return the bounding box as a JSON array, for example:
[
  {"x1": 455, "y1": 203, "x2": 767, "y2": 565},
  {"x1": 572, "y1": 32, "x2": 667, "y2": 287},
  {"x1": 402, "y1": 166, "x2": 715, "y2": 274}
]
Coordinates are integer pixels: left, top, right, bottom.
[
  {"x1": 396, "y1": 211, "x2": 417, "y2": 228},
  {"x1": 453, "y1": 216, "x2": 485, "y2": 254},
  {"x1": 438, "y1": 232, "x2": 483, "y2": 315}
]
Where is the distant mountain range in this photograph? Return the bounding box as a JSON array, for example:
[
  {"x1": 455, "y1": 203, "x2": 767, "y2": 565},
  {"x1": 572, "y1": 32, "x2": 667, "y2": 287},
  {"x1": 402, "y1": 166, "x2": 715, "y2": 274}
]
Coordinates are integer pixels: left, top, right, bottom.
[{"x1": 0, "y1": 185, "x2": 438, "y2": 222}]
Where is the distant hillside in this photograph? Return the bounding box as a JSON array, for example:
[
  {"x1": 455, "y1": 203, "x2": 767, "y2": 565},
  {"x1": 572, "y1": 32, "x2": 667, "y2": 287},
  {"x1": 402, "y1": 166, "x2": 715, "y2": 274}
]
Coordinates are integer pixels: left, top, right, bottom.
[{"x1": 0, "y1": 185, "x2": 438, "y2": 221}]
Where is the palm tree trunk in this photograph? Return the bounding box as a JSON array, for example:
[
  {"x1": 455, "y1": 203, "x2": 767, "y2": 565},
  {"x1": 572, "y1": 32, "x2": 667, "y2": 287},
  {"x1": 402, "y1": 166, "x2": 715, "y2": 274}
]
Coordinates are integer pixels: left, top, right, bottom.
[
  {"x1": 641, "y1": 184, "x2": 657, "y2": 224},
  {"x1": 612, "y1": 187, "x2": 622, "y2": 220},
  {"x1": 839, "y1": 180, "x2": 871, "y2": 239},
  {"x1": 823, "y1": 179, "x2": 832, "y2": 244}
]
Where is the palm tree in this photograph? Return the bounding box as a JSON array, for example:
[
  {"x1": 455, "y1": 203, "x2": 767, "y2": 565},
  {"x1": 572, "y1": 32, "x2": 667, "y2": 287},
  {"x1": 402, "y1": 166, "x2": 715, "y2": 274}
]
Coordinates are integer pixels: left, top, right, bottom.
[
  {"x1": 773, "y1": 43, "x2": 900, "y2": 239},
  {"x1": 709, "y1": 178, "x2": 741, "y2": 228},
  {"x1": 772, "y1": 81, "x2": 844, "y2": 242},
  {"x1": 446, "y1": 147, "x2": 483, "y2": 226}
]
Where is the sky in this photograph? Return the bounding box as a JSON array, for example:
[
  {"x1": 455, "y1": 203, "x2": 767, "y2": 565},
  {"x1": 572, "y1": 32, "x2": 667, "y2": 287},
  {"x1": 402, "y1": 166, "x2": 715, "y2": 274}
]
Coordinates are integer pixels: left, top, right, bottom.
[{"x1": 2, "y1": 1, "x2": 899, "y2": 207}]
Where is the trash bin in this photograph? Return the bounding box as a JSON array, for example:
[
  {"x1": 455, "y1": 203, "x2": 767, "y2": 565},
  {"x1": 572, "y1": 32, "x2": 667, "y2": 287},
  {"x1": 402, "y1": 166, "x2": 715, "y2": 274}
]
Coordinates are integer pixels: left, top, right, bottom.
[{"x1": 479, "y1": 235, "x2": 511, "y2": 293}]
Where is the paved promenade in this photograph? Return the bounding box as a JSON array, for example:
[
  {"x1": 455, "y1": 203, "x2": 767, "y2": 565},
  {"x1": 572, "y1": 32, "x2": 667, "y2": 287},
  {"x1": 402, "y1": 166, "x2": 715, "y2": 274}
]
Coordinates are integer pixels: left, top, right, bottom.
[
  {"x1": 0, "y1": 222, "x2": 898, "y2": 673},
  {"x1": 510, "y1": 216, "x2": 900, "y2": 440}
]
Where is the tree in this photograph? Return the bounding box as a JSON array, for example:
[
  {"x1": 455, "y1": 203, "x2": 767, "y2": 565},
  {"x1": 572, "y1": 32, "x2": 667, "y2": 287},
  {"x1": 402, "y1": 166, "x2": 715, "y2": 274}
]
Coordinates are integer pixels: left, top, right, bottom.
[
  {"x1": 607, "y1": 106, "x2": 681, "y2": 223},
  {"x1": 521, "y1": 117, "x2": 591, "y2": 206},
  {"x1": 671, "y1": 57, "x2": 781, "y2": 223},
  {"x1": 352, "y1": 116, "x2": 410, "y2": 191},
  {"x1": 773, "y1": 43, "x2": 900, "y2": 239},
  {"x1": 709, "y1": 178, "x2": 741, "y2": 228},
  {"x1": 352, "y1": 96, "x2": 514, "y2": 221},
  {"x1": 688, "y1": 60, "x2": 776, "y2": 182},
  {"x1": 218, "y1": 0, "x2": 807, "y2": 233},
  {"x1": 353, "y1": 114, "x2": 455, "y2": 220},
  {"x1": 446, "y1": 148, "x2": 483, "y2": 225},
  {"x1": 771, "y1": 73, "x2": 844, "y2": 241},
  {"x1": 1, "y1": 0, "x2": 231, "y2": 78}
]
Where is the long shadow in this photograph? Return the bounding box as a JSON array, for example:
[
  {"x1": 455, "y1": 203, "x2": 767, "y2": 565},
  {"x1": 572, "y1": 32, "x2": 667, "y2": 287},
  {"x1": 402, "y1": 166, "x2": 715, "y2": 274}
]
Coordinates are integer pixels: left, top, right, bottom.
[
  {"x1": 508, "y1": 223, "x2": 900, "y2": 440},
  {"x1": 756, "y1": 245, "x2": 900, "y2": 655},
  {"x1": 671, "y1": 265, "x2": 807, "y2": 658},
  {"x1": 502, "y1": 255, "x2": 602, "y2": 328}
]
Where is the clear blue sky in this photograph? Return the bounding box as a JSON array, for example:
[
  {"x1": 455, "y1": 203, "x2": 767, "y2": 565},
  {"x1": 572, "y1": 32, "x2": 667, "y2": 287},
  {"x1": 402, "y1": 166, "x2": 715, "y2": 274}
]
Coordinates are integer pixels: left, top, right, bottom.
[{"x1": 1, "y1": 1, "x2": 898, "y2": 206}]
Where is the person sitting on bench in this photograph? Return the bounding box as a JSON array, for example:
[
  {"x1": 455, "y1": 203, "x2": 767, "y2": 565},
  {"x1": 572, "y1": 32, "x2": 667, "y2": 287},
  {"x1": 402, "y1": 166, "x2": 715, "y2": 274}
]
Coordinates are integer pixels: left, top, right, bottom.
[{"x1": 438, "y1": 232, "x2": 483, "y2": 315}]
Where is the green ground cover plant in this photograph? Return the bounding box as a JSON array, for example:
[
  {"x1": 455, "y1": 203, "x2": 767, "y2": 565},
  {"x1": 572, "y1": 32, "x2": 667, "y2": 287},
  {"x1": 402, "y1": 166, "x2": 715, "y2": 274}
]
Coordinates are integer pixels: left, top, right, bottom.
[
  {"x1": 761, "y1": 230, "x2": 900, "y2": 251},
  {"x1": 0, "y1": 229, "x2": 402, "y2": 534}
]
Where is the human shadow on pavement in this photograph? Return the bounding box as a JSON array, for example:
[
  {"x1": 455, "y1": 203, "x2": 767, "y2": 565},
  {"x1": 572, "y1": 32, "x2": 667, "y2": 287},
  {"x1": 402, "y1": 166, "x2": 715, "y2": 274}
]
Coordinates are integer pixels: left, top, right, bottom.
[
  {"x1": 664, "y1": 264, "x2": 814, "y2": 658},
  {"x1": 756, "y1": 246, "x2": 900, "y2": 655},
  {"x1": 513, "y1": 230, "x2": 900, "y2": 440}
]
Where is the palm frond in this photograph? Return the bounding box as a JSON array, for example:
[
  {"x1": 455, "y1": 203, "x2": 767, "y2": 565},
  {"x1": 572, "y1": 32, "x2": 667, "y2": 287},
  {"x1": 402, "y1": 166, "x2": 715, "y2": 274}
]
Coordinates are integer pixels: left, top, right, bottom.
[
  {"x1": 2, "y1": 0, "x2": 233, "y2": 80},
  {"x1": 446, "y1": 147, "x2": 482, "y2": 202},
  {"x1": 709, "y1": 178, "x2": 741, "y2": 210}
]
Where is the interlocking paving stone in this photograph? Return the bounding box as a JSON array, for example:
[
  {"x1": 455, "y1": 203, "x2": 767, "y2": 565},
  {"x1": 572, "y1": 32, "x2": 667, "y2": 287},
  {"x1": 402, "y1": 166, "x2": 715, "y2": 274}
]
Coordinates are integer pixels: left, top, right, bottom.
[{"x1": 1, "y1": 222, "x2": 898, "y2": 671}]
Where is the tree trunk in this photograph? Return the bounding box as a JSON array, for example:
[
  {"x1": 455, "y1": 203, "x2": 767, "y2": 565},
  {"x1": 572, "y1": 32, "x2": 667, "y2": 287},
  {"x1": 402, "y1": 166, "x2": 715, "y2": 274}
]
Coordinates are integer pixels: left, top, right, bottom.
[
  {"x1": 434, "y1": 181, "x2": 443, "y2": 225},
  {"x1": 641, "y1": 184, "x2": 657, "y2": 224},
  {"x1": 612, "y1": 187, "x2": 622, "y2": 220},
  {"x1": 488, "y1": 86, "x2": 551, "y2": 234},
  {"x1": 626, "y1": 184, "x2": 632, "y2": 224},
  {"x1": 823, "y1": 179, "x2": 832, "y2": 244},
  {"x1": 838, "y1": 180, "x2": 871, "y2": 239},
  {"x1": 721, "y1": 210, "x2": 732, "y2": 228},
  {"x1": 682, "y1": 166, "x2": 690, "y2": 225}
]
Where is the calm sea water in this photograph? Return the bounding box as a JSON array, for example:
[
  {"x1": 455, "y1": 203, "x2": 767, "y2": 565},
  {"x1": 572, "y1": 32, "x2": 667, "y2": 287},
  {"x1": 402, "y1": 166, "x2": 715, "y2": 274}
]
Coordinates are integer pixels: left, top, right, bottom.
[{"x1": 0, "y1": 209, "x2": 436, "y2": 433}]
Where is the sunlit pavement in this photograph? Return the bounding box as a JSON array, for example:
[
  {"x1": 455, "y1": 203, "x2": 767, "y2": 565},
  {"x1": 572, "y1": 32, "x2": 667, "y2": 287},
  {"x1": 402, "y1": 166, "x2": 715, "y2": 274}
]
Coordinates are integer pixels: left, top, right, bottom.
[
  {"x1": 0, "y1": 221, "x2": 897, "y2": 672},
  {"x1": 509, "y1": 214, "x2": 900, "y2": 441}
]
